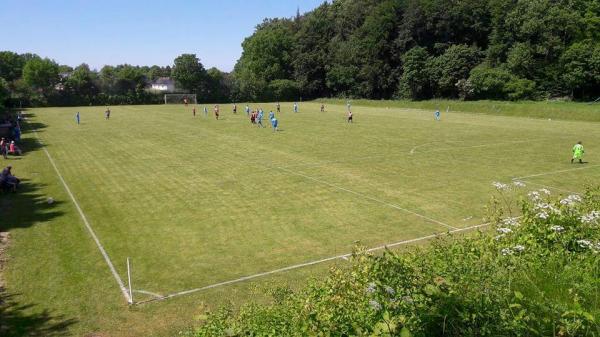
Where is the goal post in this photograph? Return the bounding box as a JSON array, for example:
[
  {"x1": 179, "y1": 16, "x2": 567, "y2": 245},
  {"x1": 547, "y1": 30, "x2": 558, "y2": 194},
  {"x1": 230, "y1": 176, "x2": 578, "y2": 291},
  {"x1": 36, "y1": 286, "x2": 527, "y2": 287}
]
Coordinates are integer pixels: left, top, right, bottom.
[{"x1": 164, "y1": 94, "x2": 197, "y2": 105}]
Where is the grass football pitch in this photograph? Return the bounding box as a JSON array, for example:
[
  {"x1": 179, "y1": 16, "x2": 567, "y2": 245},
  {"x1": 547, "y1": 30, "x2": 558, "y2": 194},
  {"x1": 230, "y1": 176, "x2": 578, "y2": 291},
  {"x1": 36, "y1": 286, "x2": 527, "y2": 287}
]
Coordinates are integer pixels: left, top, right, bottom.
[{"x1": 2, "y1": 101, "x2": 599, "y2": 336}]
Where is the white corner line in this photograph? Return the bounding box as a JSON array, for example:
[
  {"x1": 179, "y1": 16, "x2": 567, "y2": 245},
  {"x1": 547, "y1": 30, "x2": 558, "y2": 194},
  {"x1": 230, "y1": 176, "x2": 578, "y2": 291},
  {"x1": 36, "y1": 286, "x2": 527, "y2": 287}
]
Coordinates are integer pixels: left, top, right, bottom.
[
  {"x1": 33, "y1": 129, "x2": 132, "y2": 304},
  {"x1": 140, "y1": 222, "x2": 489, "y2": 304},
  {"x1": 512, "y1": 164, "x2": 600, "y2": 180},
  {"x1": 277, "y1": 166, "x2": 457, "y2": 230}
]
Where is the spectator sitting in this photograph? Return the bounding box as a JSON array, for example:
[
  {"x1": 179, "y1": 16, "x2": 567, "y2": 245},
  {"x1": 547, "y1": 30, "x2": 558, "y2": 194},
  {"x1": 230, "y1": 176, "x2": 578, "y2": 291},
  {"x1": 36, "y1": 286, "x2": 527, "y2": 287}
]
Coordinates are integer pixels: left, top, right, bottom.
[
  {"x1": 0, "y1": 165, "x2": 20, "y2": 192},
  {"x1": 9, "y1": 141, "x2": 22, "y2": 156}
]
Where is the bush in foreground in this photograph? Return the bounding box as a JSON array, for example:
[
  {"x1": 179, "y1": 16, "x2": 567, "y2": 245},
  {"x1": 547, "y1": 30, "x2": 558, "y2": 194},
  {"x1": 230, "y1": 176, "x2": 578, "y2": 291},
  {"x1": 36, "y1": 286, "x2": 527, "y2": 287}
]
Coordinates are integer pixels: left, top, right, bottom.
[{"x1": 187, "y1": 185, "x2": 600, "y2": 336}]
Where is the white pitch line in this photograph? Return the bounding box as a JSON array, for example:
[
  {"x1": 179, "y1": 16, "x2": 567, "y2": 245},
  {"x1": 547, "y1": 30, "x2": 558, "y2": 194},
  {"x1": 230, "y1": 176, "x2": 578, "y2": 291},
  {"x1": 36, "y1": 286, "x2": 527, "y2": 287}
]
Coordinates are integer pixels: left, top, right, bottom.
[
  {"x1": 133, "y1": 289, "x2": 163, "y2": 299},
  {"x1": 277, "y1": 166, "x2": 457, "y2": 230},
  {"x1": 512, "y1": 164, "x2": 600, "y2": 180},
  {"x1": 33, "y1": 130, "x2": 132, "y2": 304},
  {"x1": 139, "y1": 222, "x2": 489, "y2": 304},
  {"x1": 520, "y1": 181, "x2": 580, "y2": 195}
]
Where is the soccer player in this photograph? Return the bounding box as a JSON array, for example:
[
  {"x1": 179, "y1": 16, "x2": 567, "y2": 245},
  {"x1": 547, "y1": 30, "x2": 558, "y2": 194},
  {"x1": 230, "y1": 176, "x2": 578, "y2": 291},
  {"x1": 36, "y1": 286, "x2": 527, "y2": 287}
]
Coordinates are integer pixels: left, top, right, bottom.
[
  {"x1": 346, "y1": 100, "x2": 351, "y2": 112},
  {"x1": 269, "y1": 110, "x2": 275, "y2": 121},
  {"x1": 571, "y1": 141, "x2": 585, "y2": 164},
  {"x1": 193, "y1": 107, "x2": 196, "y2": 117},
  {"x1": 347, "y1": 110, "x2": 353, "y2": 123},
  {"x1": 320, "y1": 103, "x2": 325, "y2": 112},
  {"x1": 250, "y1": 110, "x2": 256, "y2": 124},
  {"x1": 276, "y1": 102, "x2": 280, "y2": 113},
  {"x1": 214, "y1": 105, "x2": 220, "y2": 120},
  {"x1": 293, "y1": 102, "x2": 298, "y2": 113},
  {"x1": 75, "y1": 112, "x2": 80, "y2": 125},
  {"x1": 271, "y1": 117, "x2": 278, "y2": 131},
  {"x1": 204, "y1": 106, "x2": 208, "y2": 116},
  {"x1": 184, "y1": 98, "x2": 188, "y2": 107},
  {"x1": 245, "y1": 105, "x2": 250, "y2": 116},
  {"x1": 233, "y1": 104, "x2": 237, "y2": 114},
  {"x1": 105, "y1": 106, "x2": 111, "y2": 120},
  {"x1": 434, "y1": 108, "x2": 441, "y2": 121},
  {"x1": 257, "y1": 110, "x2": 265, "y2": 127}
]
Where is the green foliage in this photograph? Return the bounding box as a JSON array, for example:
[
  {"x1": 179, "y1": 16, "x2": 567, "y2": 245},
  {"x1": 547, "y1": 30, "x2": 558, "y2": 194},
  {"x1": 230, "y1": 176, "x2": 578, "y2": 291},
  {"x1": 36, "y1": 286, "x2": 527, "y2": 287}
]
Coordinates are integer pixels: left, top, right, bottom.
[
  {"x1": 0, "y1": 77, "x2": 9, "y2": 108},
  {"x1": 430, "y1": 45, "x2": 484, "y2": 98},
  {"x1": 172, "y1": 54, "x2": 208, "y2": 94},
  {"x1": 0, "y1": 51, "x2": 27, "y2": 82},
  {"x1": 22, "y1": 56, "x2": 59, "y2": 95},
  {"x1": 187, "y1": 185, "x2": 600, "y2": 336},
  {"x1": 396, "y1": 47, "x2": 431, "y2": 100},
  {"x1": 468, "y1": 65, "x2": 536, "y2": 101}
]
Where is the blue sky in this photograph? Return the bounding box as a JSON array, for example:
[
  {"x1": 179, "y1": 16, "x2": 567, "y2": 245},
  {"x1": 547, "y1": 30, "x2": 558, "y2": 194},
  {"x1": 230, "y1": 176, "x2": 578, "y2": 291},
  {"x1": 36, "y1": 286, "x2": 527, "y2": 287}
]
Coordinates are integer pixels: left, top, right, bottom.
[{"x1": 1, "y1": 0, "x2": 325, "y2": 72}]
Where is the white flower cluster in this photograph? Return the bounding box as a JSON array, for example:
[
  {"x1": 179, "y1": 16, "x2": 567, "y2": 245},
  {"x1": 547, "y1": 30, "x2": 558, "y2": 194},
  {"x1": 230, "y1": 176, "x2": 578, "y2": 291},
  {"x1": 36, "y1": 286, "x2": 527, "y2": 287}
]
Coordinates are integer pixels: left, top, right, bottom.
[
  {"x1": 580, "y1": 210, "x2": 600, "y2": 225},
  {"x1": 369, "y1": 300, "x2": 382, "y2": 311},
  {"x1": 497, "y1": 227, "x2": 513, "y2": 234},
  {"x1": 366, "y1": 282, "x2": 376, "y2": 294},
  {"x1": 492, "y1": 181, "x2": 509, "y2": 190},
  {"x1": 502, "y1": 217, "x2": 520, "y2": 227},
  {"x1": 534, "y1": 202, "x2": 561, "y2": 217},
  {"x1": 577, "y1": 239, "x2": 592, "y2": 248},
  {"x1": 540, "y1": 188, "x2": 551, "y2": 195},
  {"x1": 550, "y1": 225, "x2": 565, "y2": 232},
  {"x1": 528, "y1": 191, "x2": 541, "y2": 201},
  {"x1": 560, "y1": 194, "x2": 582, "y2": 207},
  {"x1": 513, "y1": 244, "x2": 525, "y2": 252},
  {"x1": 501, "y1": 244, "x2": 526, "y2": 256},
  {"x1": 513, "y1": 181, "x2": 526, "y2": 188}
]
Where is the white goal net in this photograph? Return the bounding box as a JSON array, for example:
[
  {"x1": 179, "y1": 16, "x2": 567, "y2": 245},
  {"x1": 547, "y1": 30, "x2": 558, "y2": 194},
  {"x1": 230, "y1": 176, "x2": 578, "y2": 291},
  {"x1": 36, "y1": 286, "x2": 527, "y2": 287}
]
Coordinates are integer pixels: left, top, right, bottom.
[{"x1": 164, "y1": 94, "x2": 197, "y2": 105}]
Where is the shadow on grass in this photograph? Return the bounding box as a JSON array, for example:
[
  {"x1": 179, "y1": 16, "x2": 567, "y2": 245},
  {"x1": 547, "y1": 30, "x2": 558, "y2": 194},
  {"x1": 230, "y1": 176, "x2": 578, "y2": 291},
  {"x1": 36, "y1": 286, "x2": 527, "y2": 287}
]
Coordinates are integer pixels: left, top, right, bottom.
[
  {"x1": 0, "y1": 290, "x2": 77, "y2": 337},
  {"x1": 0, "y1": 179, "x2": 64, "y2": 231}
]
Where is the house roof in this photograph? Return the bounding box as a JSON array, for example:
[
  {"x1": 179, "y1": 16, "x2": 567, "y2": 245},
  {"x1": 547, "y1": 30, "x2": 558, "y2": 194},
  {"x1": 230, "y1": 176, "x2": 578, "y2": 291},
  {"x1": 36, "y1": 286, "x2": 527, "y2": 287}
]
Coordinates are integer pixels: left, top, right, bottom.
[{"x1": 152, "y1": 77, "x2": 174, "y2": 85}]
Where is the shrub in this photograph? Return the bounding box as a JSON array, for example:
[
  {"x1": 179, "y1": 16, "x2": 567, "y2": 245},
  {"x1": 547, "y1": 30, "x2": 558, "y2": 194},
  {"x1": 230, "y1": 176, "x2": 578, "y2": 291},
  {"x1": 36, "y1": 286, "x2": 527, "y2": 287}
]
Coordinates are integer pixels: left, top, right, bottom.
[{"x1": 187, "y1": 185, "x2": 600, "y2": 336}]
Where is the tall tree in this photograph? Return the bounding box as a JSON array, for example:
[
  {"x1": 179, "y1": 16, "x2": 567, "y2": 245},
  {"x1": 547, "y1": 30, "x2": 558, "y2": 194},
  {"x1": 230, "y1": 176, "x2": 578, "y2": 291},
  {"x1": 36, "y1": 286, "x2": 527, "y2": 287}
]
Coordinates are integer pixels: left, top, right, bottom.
[
  {"x1": 22, "y1": 57, "x2": 59, "y2": 96},
  {"x1": 172, "y1": 54, "x2": 208, "y2": 94}
]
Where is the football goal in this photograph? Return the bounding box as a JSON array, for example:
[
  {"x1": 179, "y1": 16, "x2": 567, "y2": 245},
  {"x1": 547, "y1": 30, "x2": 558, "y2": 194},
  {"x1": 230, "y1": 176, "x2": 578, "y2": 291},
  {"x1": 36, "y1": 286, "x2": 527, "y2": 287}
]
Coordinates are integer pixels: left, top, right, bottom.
[{"x1": 164, "y1": 94, "x2": 197, "y2": 105}]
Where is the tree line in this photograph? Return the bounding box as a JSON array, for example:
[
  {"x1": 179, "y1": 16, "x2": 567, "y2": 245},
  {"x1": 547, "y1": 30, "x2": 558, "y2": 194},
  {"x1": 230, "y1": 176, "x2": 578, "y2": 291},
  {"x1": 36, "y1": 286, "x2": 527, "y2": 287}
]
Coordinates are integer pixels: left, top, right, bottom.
[
  {"x1": 1, "y1": 0, "x2": 599, "y2": 109},
  {"x1": 232, "y1": 0, "x2": 600, "y2": 102},
  {"x1": 0, "y1": 52, "x2": 231, "y2": 108}
]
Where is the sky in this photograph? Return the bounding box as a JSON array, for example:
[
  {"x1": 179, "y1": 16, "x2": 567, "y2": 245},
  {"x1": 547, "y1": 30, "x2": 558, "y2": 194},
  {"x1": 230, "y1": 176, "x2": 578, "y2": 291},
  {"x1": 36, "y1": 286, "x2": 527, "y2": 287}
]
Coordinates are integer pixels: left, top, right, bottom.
[{"x1": 1, "y1": 0, "x2": 326, "y2": 72}]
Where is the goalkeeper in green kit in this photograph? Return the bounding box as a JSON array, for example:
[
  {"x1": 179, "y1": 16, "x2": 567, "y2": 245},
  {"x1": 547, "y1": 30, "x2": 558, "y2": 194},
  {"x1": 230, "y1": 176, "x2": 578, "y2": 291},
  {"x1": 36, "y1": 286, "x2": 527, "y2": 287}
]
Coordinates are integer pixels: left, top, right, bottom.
[{"x1": 571, "y1": 141, "x2": 584, "y2": 164}]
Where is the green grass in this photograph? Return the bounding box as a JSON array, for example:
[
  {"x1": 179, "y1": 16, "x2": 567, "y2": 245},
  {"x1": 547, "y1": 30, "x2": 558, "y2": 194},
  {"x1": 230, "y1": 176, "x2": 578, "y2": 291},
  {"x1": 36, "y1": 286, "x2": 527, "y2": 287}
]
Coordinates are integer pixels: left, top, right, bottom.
[{"x1": 1, "y1": 100, "x2": 599, "y2": 336}]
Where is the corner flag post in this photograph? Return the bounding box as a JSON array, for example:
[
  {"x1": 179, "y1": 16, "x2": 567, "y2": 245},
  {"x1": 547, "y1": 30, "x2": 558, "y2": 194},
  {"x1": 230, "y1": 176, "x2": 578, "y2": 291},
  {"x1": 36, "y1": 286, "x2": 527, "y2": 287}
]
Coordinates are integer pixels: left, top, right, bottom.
[{"x1": 127, "y1": 257, "x2": 133, "y2": 304}]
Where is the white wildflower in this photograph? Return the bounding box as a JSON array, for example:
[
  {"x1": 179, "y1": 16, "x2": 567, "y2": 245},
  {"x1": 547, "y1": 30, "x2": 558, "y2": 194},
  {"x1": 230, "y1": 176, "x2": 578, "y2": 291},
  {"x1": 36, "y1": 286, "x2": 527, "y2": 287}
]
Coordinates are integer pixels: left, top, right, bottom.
[
  {"x1": 492, "y1": 182, "x2": 509, "y2": 190},
  {"x1": 502, "y1": 217, "x2": 520, "y2": 227},
  {"x1": 501, "y1": 248, "x2": 513, "y2": 256},
  {"x1": 580, "y1": 211, "x2": 600, "y2": 225},
  {"x1": 384, "y1": 286, "x2": 395, "y2": 296},
  {"x1": 537, "y1": 211, "x2": 549, "y2": 220},
  {"x1": 577, "y1": 240, "x2": 592, "y2": 248},
  {"x1": 513, "y1": 181, "x2": 526, "y2": 188},
  {"x1": 528, "y1": 191, "x2": 541, "y2": 201},
  {"x1": 513, "y1": 245, "x2": 525, "y2": 252},
  {"x1": 560, "y1": 194, "x2": 582, "y2": 206},
  {"x1": 497, "y1": 227, "x2": 513, "y2": 234},
  {"x1": 369, "y1": 300, "x2": 382, "y2": 311},
  {"x1": 494, "y1": 234, "x2": 505, "y2": 241},
  {"x1": 401, "y1": 296, "x2": 414, "y2": 304},
  {"x1": 366, "y1": 282, "x2": 376, "y2": 294},
  {"x1": 550, "y1": 225, "x2": 564, "y2": 232},
  {"x1": 539, "y1": 188, "x2": 551, "y2": 195}
]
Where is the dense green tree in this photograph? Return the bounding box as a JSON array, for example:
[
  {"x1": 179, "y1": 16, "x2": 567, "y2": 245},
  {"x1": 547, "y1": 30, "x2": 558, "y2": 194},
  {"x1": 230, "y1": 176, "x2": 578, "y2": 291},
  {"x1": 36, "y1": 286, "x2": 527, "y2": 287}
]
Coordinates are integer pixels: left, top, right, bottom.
[
  {"x1": 172, "y1": 54, "x2": 208, "y2": 94},
  {"x1": 560, "y1": 41, "x2": 600, "y2": 99},
  {"x1": 0, "y1": 51, "x2": 27, "y2": 82},
  {"x1": 430, "y1": 44, "x2": 483, "y2": 97},
  {"x1": 0, "y1": 77, "x2": 9, "y2": 108},
  {"x1": 22, "y1": 57, "x2": 59, "y2": 97},
  {"x1": 396, "y1": 46, "x2": 431, "y2": 99},
  {"x1": 65, "y1": 63, "x2": 98, "y2": 98}
]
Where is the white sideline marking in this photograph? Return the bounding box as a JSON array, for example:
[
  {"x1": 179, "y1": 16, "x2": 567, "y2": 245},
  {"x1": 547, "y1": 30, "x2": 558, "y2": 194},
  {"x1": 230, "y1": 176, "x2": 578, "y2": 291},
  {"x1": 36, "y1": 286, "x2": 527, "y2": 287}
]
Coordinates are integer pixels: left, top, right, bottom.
[
  {"x1": 140, "y1": 222, "x2": 489, "y2": 304},
  {"x1": 33, "y1": 130, "x2": 132, "y2": 304},
  {"x1": 277, "y1": 166, "x2": 457, "y2": 230},
  {"x1": 520, "y1": 181, "x2": 580, "y2": 195},
  {"x1": 410, "y1": 139, "x2": 542, "y2": 155},
  {"x1": 513, "y1": 164, "x2": 600, "y2": 180},
  {"x1": 133, "y1": 289, "x2": 163, "y2": 299}
]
